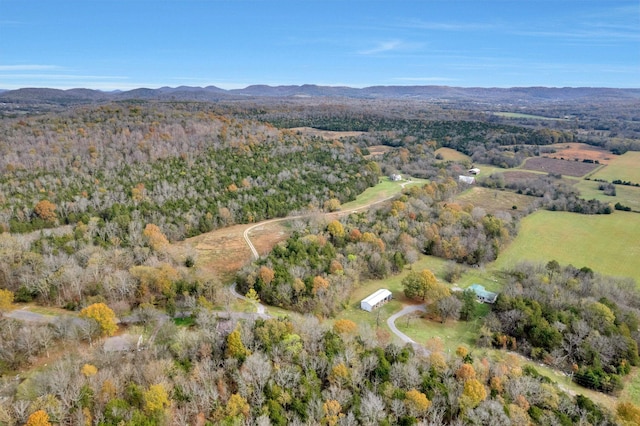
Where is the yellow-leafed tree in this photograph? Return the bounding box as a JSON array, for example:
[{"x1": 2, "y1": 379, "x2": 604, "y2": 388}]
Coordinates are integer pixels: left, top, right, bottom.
[
  {"x1": 144, "y1": 384, "x2": 170, "y2": 414},
  {"x1": 0, "y1": 288, "x2": 14, "y2": 314},
  {"x1": 79, "y1": 303, "x2": 118, "y2": 336},
  {"x1": 26, "y1": 410, "x2": 51, "y2": 426},
  {"x1": 226, "y1": 325, "x2": 251, "y2": 360},
  {"x1": 404, "y1": 388, "x2": 431, "y2": 417}
]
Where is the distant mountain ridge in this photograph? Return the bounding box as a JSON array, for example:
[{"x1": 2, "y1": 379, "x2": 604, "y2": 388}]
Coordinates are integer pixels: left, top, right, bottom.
[{"x1": 1, "y1": 84, "x2": 639, "y2": 107}]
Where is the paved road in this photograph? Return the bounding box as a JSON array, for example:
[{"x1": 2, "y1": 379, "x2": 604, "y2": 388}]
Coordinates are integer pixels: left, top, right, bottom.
[
  {"x1": 387, "y1": 304, "x2": 431, "y2": 356},
  {"x1": 4, "y1": 307, "x2": 57, "y2": 323},
  {"x1": 230, "y1": 282, "x2": 269, "y2": 317}
]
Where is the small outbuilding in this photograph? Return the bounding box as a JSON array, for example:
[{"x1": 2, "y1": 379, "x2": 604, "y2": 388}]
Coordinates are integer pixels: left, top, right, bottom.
[
  {"x1": 468, "y1": 168, "x2": 481, "y2": 175},
  {"x1": 361, "y1": 289, "x2": 393, "y2": 312},
  {"x1": 458, "y1": 175, "x2": 476, "y2": 185},
  {"x1": 390, "y1": 174, "x2": 402, "y2": 181},
  {"x1": 468, "y1": 284, "x2": 498, "y2": 304}
]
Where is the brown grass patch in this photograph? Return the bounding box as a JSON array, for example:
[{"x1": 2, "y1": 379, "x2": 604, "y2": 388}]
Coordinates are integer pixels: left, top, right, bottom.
[
  {"x1": 365, "y1": 145, "x2": 394, "y2": 159},
  {"x1": 169, "y1": 222, "x2": 290, "y2": 280},
  {"x1": 546, "y1": 143, "x2": 614, "y2": 164},
  {"x1": 502, "y1": 171, "x2": 546, "y2": 183},
  {"x1": 522, "y1": 157, "x2": 600, "y2": 177},
  {"x1": 435, "y1": 147, "x2": 471, "y2": 162}
]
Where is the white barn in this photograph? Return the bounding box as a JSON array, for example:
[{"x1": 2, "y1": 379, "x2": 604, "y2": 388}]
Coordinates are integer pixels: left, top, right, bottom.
[
  {"x1": 361, "y1": 289, "x2": 393, "y2": 312},
  {"x1": 458, "y1": 175, "x2": 476, "y2": 185}
]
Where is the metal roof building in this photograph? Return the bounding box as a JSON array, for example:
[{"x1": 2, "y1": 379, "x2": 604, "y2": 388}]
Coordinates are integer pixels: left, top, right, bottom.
[{"x1": 361, "y1": 289, "x2": 393, "y2": 312}]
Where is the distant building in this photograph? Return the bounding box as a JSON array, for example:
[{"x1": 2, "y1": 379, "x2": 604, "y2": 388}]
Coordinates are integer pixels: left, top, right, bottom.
[
  {"x1": 458, "y1": 175, "x2": 476, "y2": 185},
  {"x1": 390, "y1": 174, "x2": 402, "y2": 181},
  {"x1": 361, "y1": 289, "x2": 393, "y2": 312},
  {"x1": 468, "y1": 284, "x2": 498, "y2": 304},
  {"x1": 468, "y1": 168, "x2": 481, "y2": 175}
]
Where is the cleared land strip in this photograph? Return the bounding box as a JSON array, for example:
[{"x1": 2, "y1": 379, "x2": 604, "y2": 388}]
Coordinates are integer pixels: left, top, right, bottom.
[{"x1": 243, "y1": 181, "x2": 413, "y2": 260}]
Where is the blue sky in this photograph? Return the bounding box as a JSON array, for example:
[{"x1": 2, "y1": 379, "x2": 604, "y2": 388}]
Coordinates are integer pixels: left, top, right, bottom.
[{"x1": 1, "y1": 0, "x2": 638, "y2": 90}]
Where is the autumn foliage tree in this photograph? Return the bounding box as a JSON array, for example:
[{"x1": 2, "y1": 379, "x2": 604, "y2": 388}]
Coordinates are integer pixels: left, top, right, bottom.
[
  {"x1": 226, "y1": 325, "x2": 251, "y2": 360},
  {"x1": 0, "y1": 288, "x2": 14, "y2": 314},
  {"x1": 402, "y1": 269, "x2": 450, "y2": 302},
  {"x1": 25, "y1": 410, "x2": 51, "y2": 426},
  {"x1": 79, "y1": 302, "x2": 118, "y2": 336},
  {"x1": 143, "y1": 223, "x2": 169, "y2": 251},
  {"x1": 34, "y1": 200, "x2": 57, "y2": 222}
]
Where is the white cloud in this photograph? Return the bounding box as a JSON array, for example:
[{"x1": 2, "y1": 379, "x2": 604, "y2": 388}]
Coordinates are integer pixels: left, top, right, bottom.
[
  {"x1": 358, "y1": 40, "x2": 403, "y2": 55},
  {"x1": 0, "y1": 65, "x2": 60, "y2": 71}
]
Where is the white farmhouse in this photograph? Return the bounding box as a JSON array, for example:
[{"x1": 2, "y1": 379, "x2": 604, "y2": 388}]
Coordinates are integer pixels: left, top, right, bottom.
[{"x1": 361, "y1": 289, "x2": 393, "y2": 312}]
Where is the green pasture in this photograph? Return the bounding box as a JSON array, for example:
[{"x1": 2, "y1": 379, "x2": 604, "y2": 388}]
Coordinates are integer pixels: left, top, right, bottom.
[
  {"x1": 621, "y1": 369, "x2": 640, "y2": 407},
  {"x1": 435, "y1": 147, "x2": 471, "y2": 162},
  {"x1": 492, "y1": 210, "x2": 640, "y2": 284},
  {"x1": 397, "y1": 315, "x2": 483, "y2": 351},
  {"x1": 341, "y1": 177, "x2": 428, "y2": 210},
  {"x1": 575, "y1": 180, "x2": 640, "y2": 212},
  {"x1": 472, "y1": 163, "x2": 512, "y2": 176},
  {"x1": 591, "y1": 151, "x2": 640, "y2": 183}
]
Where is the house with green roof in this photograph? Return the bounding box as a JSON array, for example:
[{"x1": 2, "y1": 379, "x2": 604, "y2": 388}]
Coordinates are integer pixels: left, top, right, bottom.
[{"x1": 468, "y1": 284, "x2": 498, "y2": 304}]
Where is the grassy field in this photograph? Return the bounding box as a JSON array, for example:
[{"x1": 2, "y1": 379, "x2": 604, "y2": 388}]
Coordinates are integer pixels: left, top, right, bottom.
[
  {"x1": 341, "y1": 177, "x2": 428, "y2": 210},
  {"x1": 492, "y1": 210, "x2": 640, "y2": 284},
  {"x1": 575, "y1": 180, "x2": 640, "y2": 212},
  {"x1": 455, "y1": 186, "x2": 538, "y2": 216},
  {"x1": 591, "y1": 151, "x2": 640, "y2": 183},
  {"x1": 435, "y1": 147, "x2": 471, "y2": 162}
]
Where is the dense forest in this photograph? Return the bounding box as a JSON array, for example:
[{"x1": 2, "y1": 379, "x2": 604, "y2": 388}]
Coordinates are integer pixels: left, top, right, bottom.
[
  {"x1": 0, "y1": 103, "x2": 377, "y2": 239},
  {"x1": 483, "y1": 262, "x2": 640, "y2": 394},
  {"x1": 0, "y1": 311, "x2": 630, "y2": 425}
]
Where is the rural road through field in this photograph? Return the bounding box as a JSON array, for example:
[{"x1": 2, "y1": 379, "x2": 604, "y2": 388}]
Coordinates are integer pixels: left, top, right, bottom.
[{"x1": 243, "y1": 181, "x2": 412, "y2": 260}]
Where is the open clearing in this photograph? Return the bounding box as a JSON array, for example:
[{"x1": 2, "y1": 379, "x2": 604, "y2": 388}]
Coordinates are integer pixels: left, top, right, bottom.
[
  {"x1": 547, "y1": 143, "x2": 614, "y2": 164},
  {"x1": 590, "y1": 151, "x2": 640, "y2": 184},
  {"x1": 364, "y1": 144, "x2": 394, "y2": 159},
  {"x1": 169, "y1": 222, "x2": 289, "y2": 280},
  {"x1": 172, "y1": 177, "x2": 425, "y2": 280},
  {"x1": 575, "y1": 180, "x2": 640, "y2": 212},
  {"x1": 492, "y1": 210, "x2": 640, "y2": 284},
  {"x1": 522, "y1": 157, "x2": 601, "y2": 177},
  {"x1": 435, "y1": 147, "x2": 471, "y2": 162},
  {"x1": 455, "y1": 186, "x2": 538, "y2": 216}
]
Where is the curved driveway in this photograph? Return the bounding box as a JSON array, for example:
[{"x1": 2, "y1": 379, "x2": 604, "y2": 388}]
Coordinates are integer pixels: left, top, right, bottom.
[{"x1": 386, "y1": 304, "x2": 431, "y2": 356}]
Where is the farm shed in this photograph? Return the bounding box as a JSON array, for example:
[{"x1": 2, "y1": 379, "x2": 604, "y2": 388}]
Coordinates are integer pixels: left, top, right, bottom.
[
  {"x1": 458, "y1": 175, "x2": 476, "y2": 185},
  {"x1": 468, "y1": 168, "x2": 481, "y2": 175},
  {"x1": 390, "y1": 174, "x2": 402, "y2": 181},
  {"x1": 361, "y1": 289, "x2": 393, "y2": 312},
  {"x1": 468, "y1": 284, "x2": 498, "y2": 304}
]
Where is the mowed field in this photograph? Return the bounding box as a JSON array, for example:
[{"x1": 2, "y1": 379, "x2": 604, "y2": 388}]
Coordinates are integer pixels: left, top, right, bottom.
[
  {"x1": 493, "y1": 210, "x2": 640, "y2": 284},
  {"x1": 522, "y1": 157, "x2": 601, "y2": 177},
  {"x1": 590, "y1": 151, "x2": 640, "y2": 183},
  {"x1": 435, "y1": 147, "x2": 471, "y2": 162},
  {"x1": 455, "y1": 186, "x2": 538, "y2": 216},
  {"x1": 575, "y1": 180, "x2": 640, "y2": 212}
]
